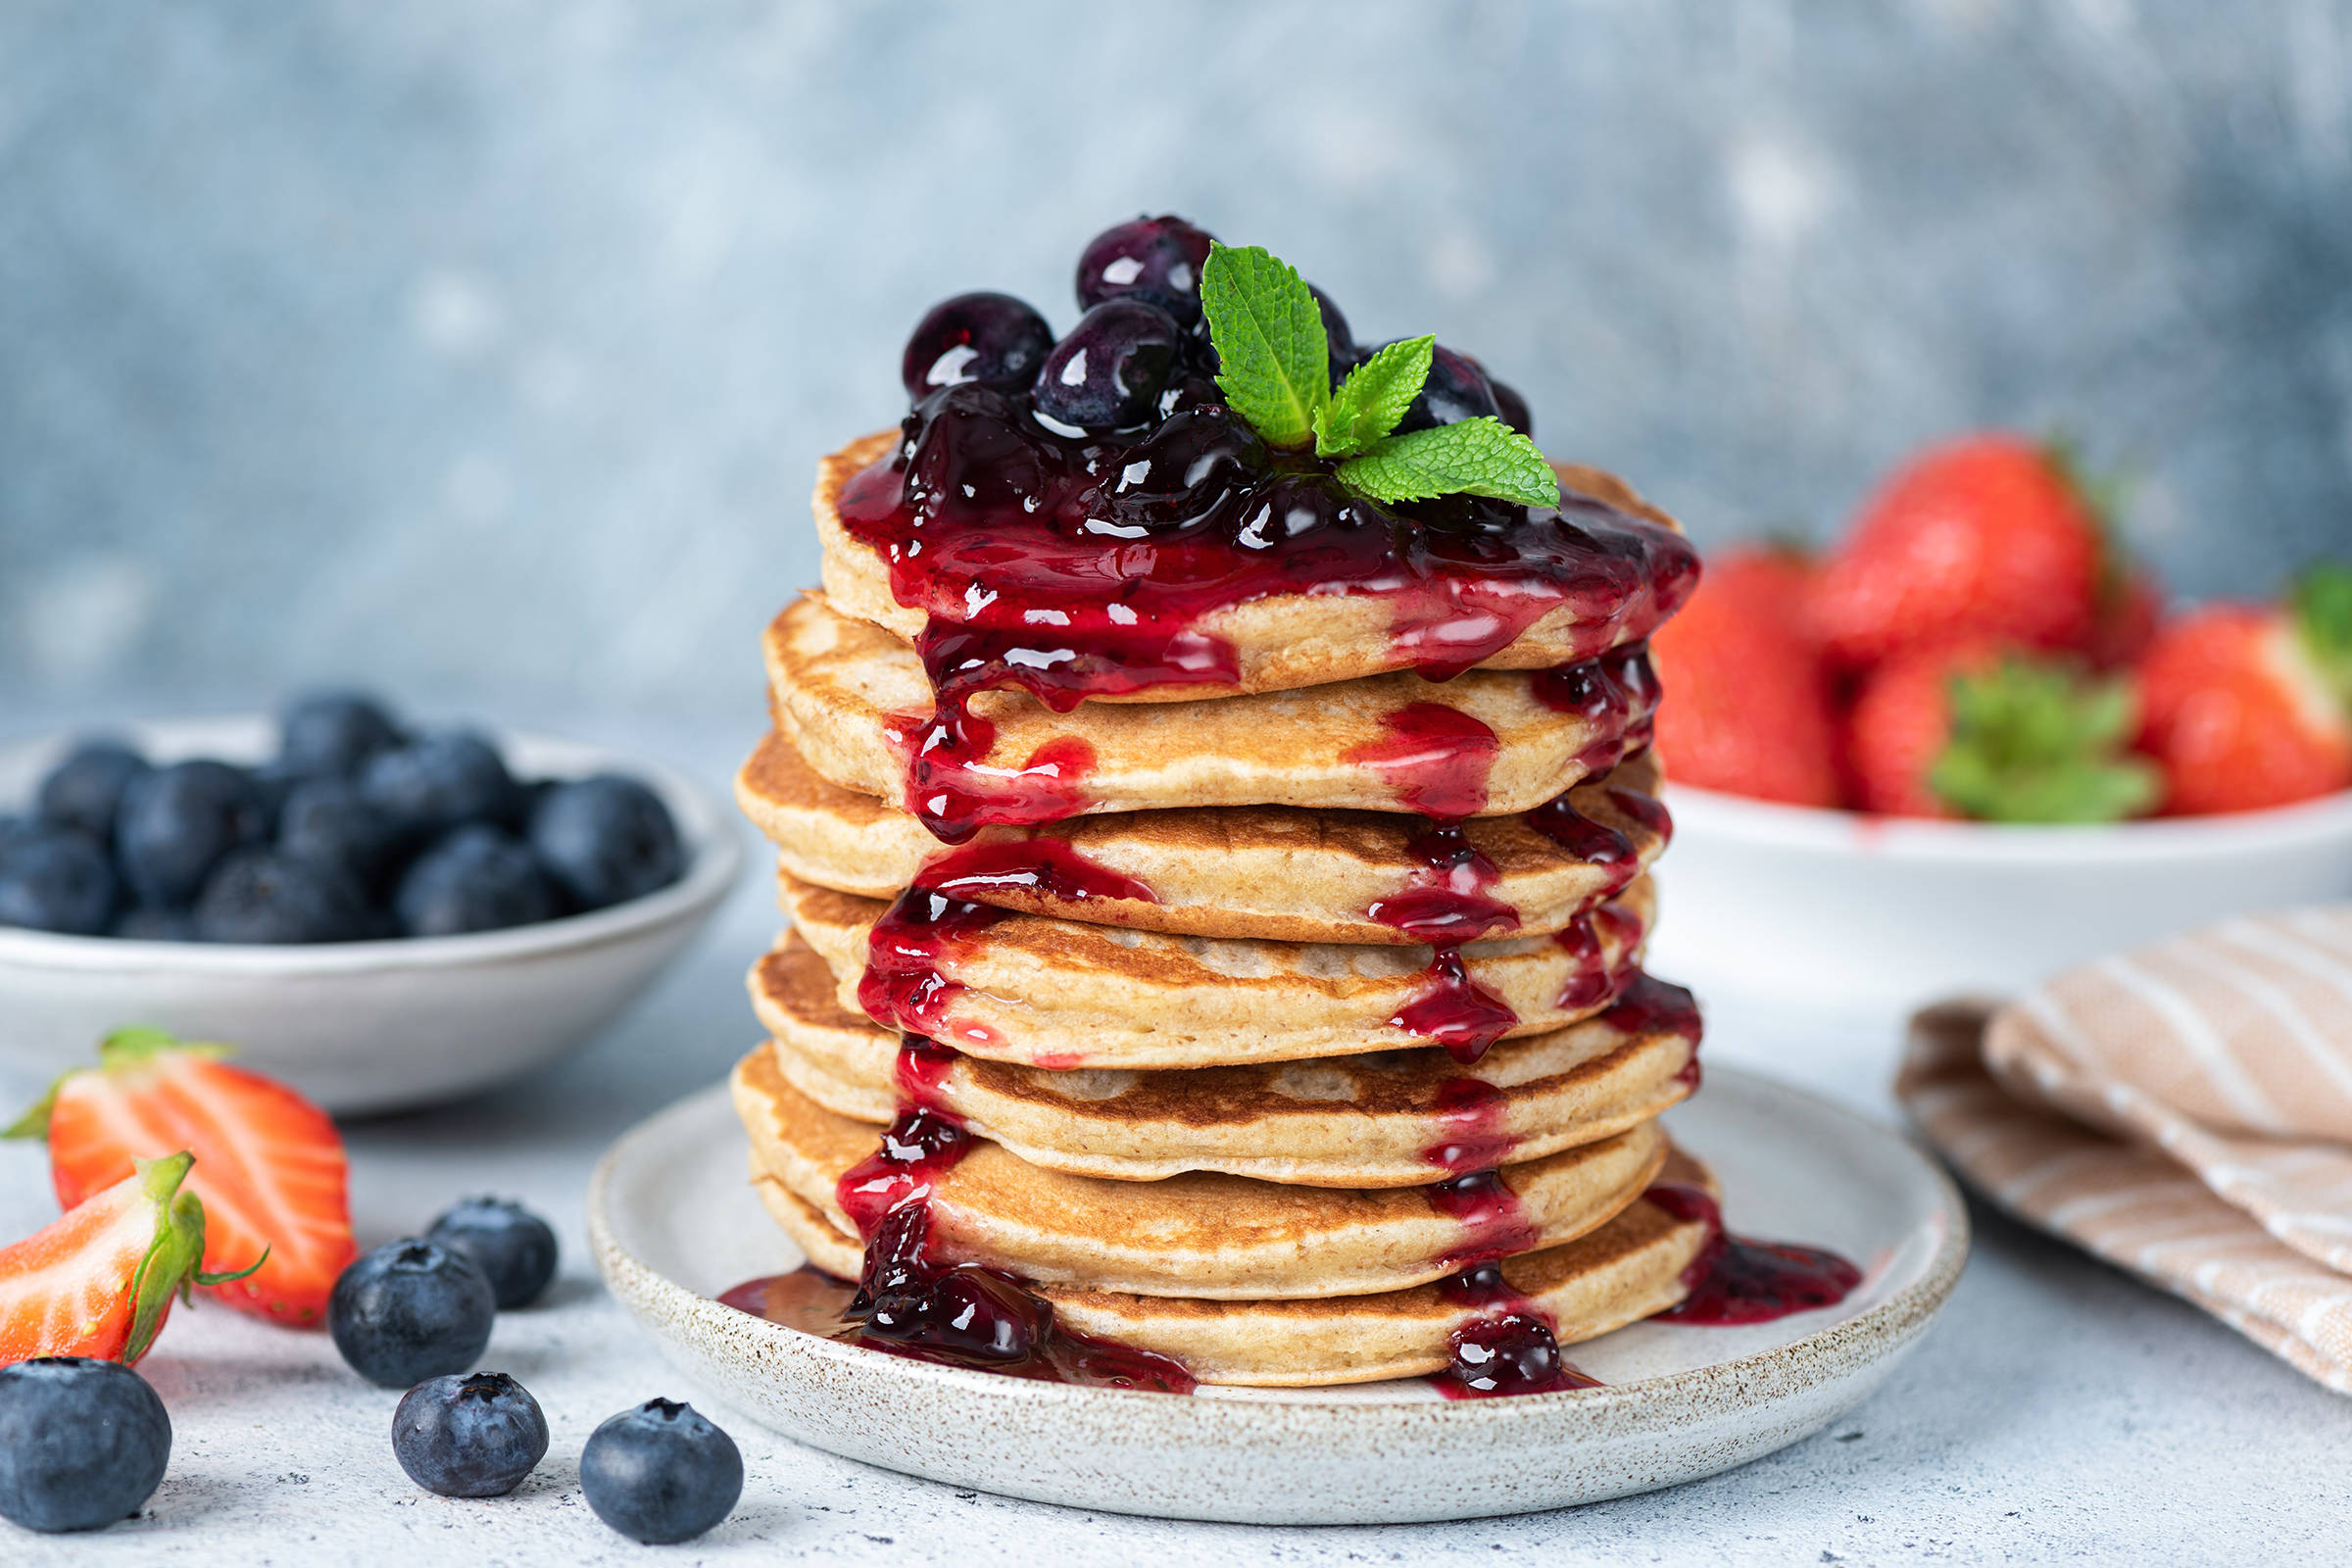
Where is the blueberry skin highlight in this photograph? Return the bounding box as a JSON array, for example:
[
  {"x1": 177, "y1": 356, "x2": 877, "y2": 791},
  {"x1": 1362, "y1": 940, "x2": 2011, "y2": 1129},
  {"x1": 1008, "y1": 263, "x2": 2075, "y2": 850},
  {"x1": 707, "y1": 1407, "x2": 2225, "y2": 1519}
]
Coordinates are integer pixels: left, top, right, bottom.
[
  {"x1": 527, "y1": 775, "x2": 682, "y2": 911},
  {"x1": 0, "y1": 828, "x2": 119, "y2": 935},
  {"x1": 278, "y1": 691, "x2": 405, "y2": 779},
  {"x1": 426, "y1": 1199, "x2": 559, "y2": 1309},
  {"x1": 579, "y1": 1398, "x2": 744, "y2": 1544},
  {"x1": 328, "y1": 1240, "x2": 497, "y2": 1389},
  {"x1": 391, "y1": 1372, "x2": 548, "y2": 1498},
  {"x1": 360, "y1": 730, "x2": 521, "y2": 838},
  {"x1": 193, "y1": 851, "x2": 371, "y2": 944},
  {"x1": 35, "y1": 740, "x2": 149, "y2": 845},
  {"x1": 115, "y1": 760, "x2": 269, "y2": 908},
  {"x1": 0, "y1": 1358, "x2": 172, "y2": 1534},
  {"x1": 393, "y1": 825, "x2": 563, "y2": 937}
]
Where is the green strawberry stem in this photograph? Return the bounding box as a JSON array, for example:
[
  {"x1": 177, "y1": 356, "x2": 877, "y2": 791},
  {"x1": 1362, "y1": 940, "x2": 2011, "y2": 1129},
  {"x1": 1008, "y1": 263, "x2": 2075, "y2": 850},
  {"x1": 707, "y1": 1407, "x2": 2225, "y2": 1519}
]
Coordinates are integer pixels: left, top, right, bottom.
[
  {"x1": 1929, "y1": 656, "x2": 2161, "y2": 824},
  {"x1": 122, "y1": 1152, "x2": 267, "y2": 1365},
  {"x1": 2292, "y1": 563, "x2": 2352, "y2": 713},
  {"x1": 3, "y1": 1026, "x2": 231, "y2": 1143}
]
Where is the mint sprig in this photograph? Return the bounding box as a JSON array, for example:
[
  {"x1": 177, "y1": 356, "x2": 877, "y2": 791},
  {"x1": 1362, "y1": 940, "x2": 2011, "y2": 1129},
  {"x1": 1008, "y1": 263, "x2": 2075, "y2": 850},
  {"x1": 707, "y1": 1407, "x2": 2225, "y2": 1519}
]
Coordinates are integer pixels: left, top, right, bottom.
[{"x1": 1200, "y1": 241, "x2": 1560, "y2": 511}]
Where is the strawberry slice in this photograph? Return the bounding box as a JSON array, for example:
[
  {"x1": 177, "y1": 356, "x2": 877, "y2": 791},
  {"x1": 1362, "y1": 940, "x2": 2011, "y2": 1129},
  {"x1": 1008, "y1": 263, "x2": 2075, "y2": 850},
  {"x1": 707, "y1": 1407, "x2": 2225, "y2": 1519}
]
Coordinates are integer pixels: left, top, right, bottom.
[
  {"x1": 0, "y1": 1152, "x2": 260, "y2": 1365},
  {"x1": 7, "y1": 1028, "x2": 357, "y2": 1328}
]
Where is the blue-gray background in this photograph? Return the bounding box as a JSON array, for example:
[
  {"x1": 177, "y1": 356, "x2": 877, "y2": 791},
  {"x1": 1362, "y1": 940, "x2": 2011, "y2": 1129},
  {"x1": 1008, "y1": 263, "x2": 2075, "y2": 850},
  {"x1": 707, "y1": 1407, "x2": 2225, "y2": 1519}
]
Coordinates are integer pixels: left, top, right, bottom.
[{"x1": 5, "y1": 0, "x2": 2351, "y2": 726}]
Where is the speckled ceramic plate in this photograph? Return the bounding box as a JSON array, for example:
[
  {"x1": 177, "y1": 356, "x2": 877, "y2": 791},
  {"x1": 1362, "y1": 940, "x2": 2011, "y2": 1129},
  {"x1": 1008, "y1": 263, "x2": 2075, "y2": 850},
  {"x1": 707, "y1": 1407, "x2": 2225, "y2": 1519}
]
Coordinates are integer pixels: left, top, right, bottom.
[{"x1": 588, "y1": 1064, "x2": 1967, "y2": 1524}]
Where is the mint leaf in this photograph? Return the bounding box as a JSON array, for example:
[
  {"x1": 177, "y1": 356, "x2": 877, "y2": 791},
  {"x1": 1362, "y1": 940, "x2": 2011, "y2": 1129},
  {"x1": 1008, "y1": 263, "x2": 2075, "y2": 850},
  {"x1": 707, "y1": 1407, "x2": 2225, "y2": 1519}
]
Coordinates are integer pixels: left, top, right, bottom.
[
  {"x1": 1336, "y1": 418, "x2": 1561, "y2": 509},
  {"x1": 2291, "y1": 562, "x2": 2352, "y2": 712},
  {"x1": 1315, "y1": 335, "x2": 1432, "y2": 459},
  {"x1": 1200, "y1": 243, "x2": 1328, "y2": 450}
]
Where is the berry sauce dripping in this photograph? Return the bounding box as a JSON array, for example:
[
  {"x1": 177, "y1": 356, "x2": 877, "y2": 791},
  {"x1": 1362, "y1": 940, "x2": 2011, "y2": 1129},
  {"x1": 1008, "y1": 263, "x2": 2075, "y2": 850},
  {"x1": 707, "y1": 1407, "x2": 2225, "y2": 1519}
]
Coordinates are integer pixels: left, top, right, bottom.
[
  {"x1": 1643, "y1": 1184, "x2": 1863, "y2": 1326},
  {"x1": 1533, "y1": 644, "x2": 1662, "y2": 776},
  {"x1": 1423, "y1": 1076, "x2": 1512, "y2": 1173},
  {"x1": 1426, "y1": 1168, "x2": 1541, "y2": 1266},
  {"x1": 913, "y1": 836, "x2": 1159, "y2": 909},
  {"x1": 858, "y1": 886, "x2": 1009, "y2": 1052},
  {"x1": 1427, "y1": 1262, "x2": 1602, "y2": 1398}
]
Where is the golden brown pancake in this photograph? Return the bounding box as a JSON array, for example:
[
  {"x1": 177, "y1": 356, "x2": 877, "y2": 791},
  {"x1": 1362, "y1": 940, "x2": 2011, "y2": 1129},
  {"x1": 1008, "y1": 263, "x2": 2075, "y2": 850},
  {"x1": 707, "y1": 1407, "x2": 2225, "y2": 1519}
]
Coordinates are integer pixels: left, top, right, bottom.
[
  {"x1": 753, "y1": 1140, "x2": 1717, "y2": 1388},
  {"x1": 779, "y1": 871, "x2": 1655, "y2": 1069},
  {"x1": 736, "y1": 729, "x2": 1670, "y2": 944},
  {"x1": 813, "y1": 431, "x2": 1688, "y2": 702},
  {"x1": 732, "y1": 1046, "x2": 1668, "y2": 1300},
  {"x1": 748, "y1": 936, "x2": 1695, "y2": 1186},
  {"x1": 766, "y1": 594, "x2": 1647, "y2": 821}
]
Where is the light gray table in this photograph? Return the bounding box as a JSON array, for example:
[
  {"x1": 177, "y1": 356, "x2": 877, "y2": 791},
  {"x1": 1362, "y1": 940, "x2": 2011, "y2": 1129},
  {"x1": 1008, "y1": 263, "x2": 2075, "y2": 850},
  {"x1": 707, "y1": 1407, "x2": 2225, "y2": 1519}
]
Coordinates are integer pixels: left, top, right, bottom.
[{"x1": 1, "y1": 712, "x2": 2342, "y2": 1566}]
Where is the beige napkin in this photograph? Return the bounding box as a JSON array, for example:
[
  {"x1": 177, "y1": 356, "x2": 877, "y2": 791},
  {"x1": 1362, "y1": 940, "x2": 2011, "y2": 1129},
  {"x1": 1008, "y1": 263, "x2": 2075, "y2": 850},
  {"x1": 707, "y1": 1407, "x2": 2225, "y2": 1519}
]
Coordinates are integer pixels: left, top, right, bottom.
[{"x1": 1894, "y1": 906, "x2": 2352, "y2": 1394}]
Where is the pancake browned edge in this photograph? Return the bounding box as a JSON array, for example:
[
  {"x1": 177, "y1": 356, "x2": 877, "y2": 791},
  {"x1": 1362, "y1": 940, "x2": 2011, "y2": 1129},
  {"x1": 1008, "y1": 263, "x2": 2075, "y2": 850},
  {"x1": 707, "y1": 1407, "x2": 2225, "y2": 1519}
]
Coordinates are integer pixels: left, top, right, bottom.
[
  {"x1": 733, "y1": 1047, "x2": 1667, "y2": 1301},
  {"x1": 765, "y1": 594, "x2": 1642, "y2": 820},
  {"x1": 779, "y1": 871, "x2": 1655, "y2": 1068},
  {"x1": 812, "y1": 429, "x2": 1688, "y2": 700},
  {"x1": 748, "y1": 935, "x2": 1695, "y2": 1185},
  {"x1": 736, "y1": 727, "x2": 1670, "y2": 944}
]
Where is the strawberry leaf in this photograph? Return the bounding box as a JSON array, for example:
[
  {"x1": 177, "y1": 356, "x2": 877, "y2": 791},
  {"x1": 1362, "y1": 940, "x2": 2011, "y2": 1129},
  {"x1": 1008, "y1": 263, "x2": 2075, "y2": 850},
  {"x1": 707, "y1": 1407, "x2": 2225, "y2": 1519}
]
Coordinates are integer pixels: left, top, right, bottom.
[
  {"x1": 1314, "y1": 335, "x2": 1432, "y2": 459},
  {"x1": 1928, "y1": 657, "x2": 2160, "y2": 823},
  {"x1": 1200, "y1": 243, "x2": 1329, "y2": 451},
  {"x1": 1336, "y1": 418, "x2": 1562, "y2": 509},
  {"x1": 2291, "y1": 562, "x2": 2352, "y2": 712}
]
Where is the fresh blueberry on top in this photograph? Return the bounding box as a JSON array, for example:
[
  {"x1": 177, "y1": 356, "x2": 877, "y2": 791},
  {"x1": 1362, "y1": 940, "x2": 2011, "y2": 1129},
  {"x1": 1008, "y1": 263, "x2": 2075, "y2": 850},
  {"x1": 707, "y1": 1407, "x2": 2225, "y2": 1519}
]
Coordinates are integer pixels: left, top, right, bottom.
[
  {"x1": 0, "y1": 828, "x2": 119, "y2": 936},
  {"x1": 901, "y1": 291, "x2": 1054, "y2": 403},
  {"x1": 393, "y1": 825, "x2": 562, "y2": 937},
  {"x1": 1394, "y1": 342, "x2": 1501, "y2": 432},
  {"x1": 35, "y1": 740, "x2": 149, "y2": 846},
  {"x1": 114, "y1": 760, "x2": 268, "y2": 908},
  {"x1": 425, "y1": 1199, "x2": 560, "y2": 1309},
  {"x1": 527, "y1": 776, "x2": 682, "y2": 912},
  {"x1": 192, "y1": 851, "x2": 370, "y2": 945},
  {"x1": 276, "y1": 777, "x2": 403, "y2": 894},
  {"x1": 328, "y1": 1239, "x2": 497, "y2": 1389},
  {"x1": 1489, "y1": 375, "x2": 1533, "y2": 437},
  {"x1": 391, "y1": 1372, "x2": 548, "y2": 1499},
  {"x1": 112, "y1": 905, "x2": 197, "y2": 942},
  {"x1": 1103, "y1": 406, "x2": 1268, "y2": 531},
  {"x1": 0, "y1": 1357, "x2": 172, "y2": 1534},
  {"x1": 902, "y1": 384, "x2": 1054, "y2": 514},
  {"x1": 1074, "y1": 215, "x2": 1216, "y2": 324},
  {"x1": 278, "y1": 691, "x2": 404, "y2": 778},
  {"x1": 361, "y1": 731, "x2": 520, "y2": 837},
  {"x1": 579, "y1": 1398, "x2": 744, "y2": 1544},
  {"x1": 1032, "y1": 300, "x2": 1182, "y2": 432}
]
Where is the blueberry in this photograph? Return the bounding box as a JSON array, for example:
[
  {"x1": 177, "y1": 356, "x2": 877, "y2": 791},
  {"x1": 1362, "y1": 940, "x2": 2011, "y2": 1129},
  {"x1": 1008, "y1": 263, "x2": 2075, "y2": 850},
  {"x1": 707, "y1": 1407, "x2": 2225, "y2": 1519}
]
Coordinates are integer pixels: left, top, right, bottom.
[
  {"x1": 426, "y1": 1199, "x2": 559, "y2": 1309},
  {"x1": 391, "y1": 1372, "x2": 548, "y2": 1498},
  {"x1": 1074, "y1": 215, "x2": 1216, "y2": 324},
  {"x1": 278, "y1": 691, "x2": 404, "y2": 778},
  {"x1": 35, "y1": 740, "x2": 148, "y2": 845},
  {"x1": 277, "y1": 777, "x2": 403, "y2": 894},
  {"x1": 0, "y1": 1358, "x2": 172, "y2": 1534},
  {"x1": 1032, "y1": 300, "x2": 1181, "y2": 432},
  {"x1": 1102, "y1": 406, "x2": 1268, "y2": 531},
  {"x1": 112, "y1": 905, "x2": 197, "y2": 942},
  {"x1": 526, "y1": 776, "x2": 682, "y2": 912},
  {"x1": 1395, "y1": 343, "x2": 1501, "y2": 432},
  {"x1": 393, "y1": 826, "x2": 563, "y2": 937},
  {"x1": 579, "y1": 1398, "x2": 743, "y2": 1545},
  {"x1": 115, "y1": 760, "x2": 269, "y2": 908},
  {"x1": 0, "y1": 829, "x2": 118, "y2": 936},
  {"x1": 902, "y1": 384, "x2": 1053, "y2": 515},
  {"x1": 1489, "y1": 375, "x2": 1534, "y2": 437},
  {"x1": 193, "y1": 851, "x2": 371, "y2": 944},
  {"x1": 901, "y1": 291, "x2": 1054, "y2": 403},
  {"x1": 361, "y1": 731, "x2": 520, "y2": 838},
  {"x1": 328, "y1": 1240, "x2": 497, "y2": 1389}
]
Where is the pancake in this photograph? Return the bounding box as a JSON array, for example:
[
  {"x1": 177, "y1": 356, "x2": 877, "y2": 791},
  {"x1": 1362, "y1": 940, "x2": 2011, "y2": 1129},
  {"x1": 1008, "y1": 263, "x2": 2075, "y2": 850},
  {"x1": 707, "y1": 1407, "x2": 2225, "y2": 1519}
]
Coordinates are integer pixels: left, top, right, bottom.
[
  {"x1": 813, "y1": 430, "x2": 1695, "y2": 702},
  {"x1": 780, "y1": 872, "x2": 1655, "y2": 1069},
  {"x1": 736, "y1": 728, "x2": 1671, "y2": 944},
  {"x1": 747, "y1": 936, "x2": 1698, "y2": 1185},
  {"x1": 765, "y1": 593, "x2": 1656, "y2": 822},
  {"x1": 754, "y1": 1143, "x2": 1717, "y2": 1388},
  {"x1": 732, "y1": 1046, "x2": 1668, "y2": 1300}
]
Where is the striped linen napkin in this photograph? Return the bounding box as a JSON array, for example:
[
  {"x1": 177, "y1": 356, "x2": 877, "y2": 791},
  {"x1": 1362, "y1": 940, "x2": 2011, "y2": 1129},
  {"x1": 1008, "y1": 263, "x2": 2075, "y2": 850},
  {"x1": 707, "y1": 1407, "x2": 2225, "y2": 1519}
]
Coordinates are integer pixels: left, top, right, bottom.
[{"x1": 1894, "y1": 906, "x2": 2352, "y2": 1394}]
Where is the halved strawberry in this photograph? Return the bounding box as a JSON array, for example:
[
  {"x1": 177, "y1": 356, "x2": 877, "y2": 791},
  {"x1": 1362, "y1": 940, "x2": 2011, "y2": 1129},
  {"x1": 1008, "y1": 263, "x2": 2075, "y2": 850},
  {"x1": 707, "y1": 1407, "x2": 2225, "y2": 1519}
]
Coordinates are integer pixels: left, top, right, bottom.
[
  {"x1": 0, "y1": 1152, "x2": 260, "y2": 1366},
  {"x1": 7, "y1": 1029, "x2": 356, "y2": 1328}
]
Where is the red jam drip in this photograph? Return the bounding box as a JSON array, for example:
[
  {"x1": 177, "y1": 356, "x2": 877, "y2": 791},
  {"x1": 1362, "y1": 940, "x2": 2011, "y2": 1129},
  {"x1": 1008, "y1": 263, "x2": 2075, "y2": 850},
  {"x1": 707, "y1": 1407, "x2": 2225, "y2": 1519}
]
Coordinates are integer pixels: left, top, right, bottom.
[
  {"x1": 1533, "y1": 645, "x2": 1661, "y2": 776},
  {"x1": 858, "y1": 886, "x2": 1007, "y2": 1051},
  {"x1": 893, "y1": 1036, "x2": 959, "y2": 1109},
  {"x1": 1428, "y1": 1263, "x2": 1602, "y2": 1398},
  {"x1": 913, "y1": 836, "x2": 1158, "y2": 909},
  {"x1": 1427, "y1": 1168, "x2": 1541, "y2": 1266},
  {"x1": 1643, "y1": 1184, "x2": 1863, "y2": 1326},
  {"x1": 893, "y1": 696, "x2": 1099, "y2": 846},
  {"x1": 1551, "y1": 904, "x2": 1642, "y2": 1013},
  {"x1": 1367, "y1": 821, "x2": 1518, "y2": 946},
  {"x1": 1524, "y1": 800, "x2": 1640, "y2": 896},
  {"x1": 833, "y1": 1103, "x2": 974, "y2": 1239},
  {"x1": 1391, "y1": 948, "x2": 1518, "y2": 1064},
  {"x1": 1344, "y1": 704, "x2": 1500, "y2": 819},
  {"x1": 1605, "y1": 782, "x2": 1672, "y2": 841},
  {"x1": 1600, "y1": 972, "x2": 1703, "y2": 1043},
  {"x1": 1423, "y1": 1077, "x2": 1512, "y2": 1173}
]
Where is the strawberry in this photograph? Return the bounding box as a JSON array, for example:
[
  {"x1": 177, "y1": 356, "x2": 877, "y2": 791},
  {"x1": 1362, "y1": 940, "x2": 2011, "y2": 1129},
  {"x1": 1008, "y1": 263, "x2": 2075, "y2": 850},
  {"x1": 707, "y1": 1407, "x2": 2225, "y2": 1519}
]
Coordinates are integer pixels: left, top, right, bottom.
[
  {"x1": 2133, "y1": 565, "x2": 2352, "y2": 815},
  {"x1": 1844, "y1": 641, "x2": 2160, "y2": 822},
  {"x1": 0, "y1": 1152, "x2": 260, "y2": 1365},
  {"x1": 7, "y1": 1029, "x2": 356, "y2": 1328},
  {"x1": 1810, "y1": 434, "x2": 2113, "y2": 671},
  {"x1": 1649, "y1": 547, "x2": 1840, "y2": 807}
]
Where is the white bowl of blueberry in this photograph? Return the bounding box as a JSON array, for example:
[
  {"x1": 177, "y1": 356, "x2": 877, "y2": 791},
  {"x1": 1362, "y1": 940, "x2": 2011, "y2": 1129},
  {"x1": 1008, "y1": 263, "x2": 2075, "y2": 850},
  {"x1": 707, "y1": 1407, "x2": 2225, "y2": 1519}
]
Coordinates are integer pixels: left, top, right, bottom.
[{"x1": 0, "y1": 694, "x2": 744, "y2": 1113}]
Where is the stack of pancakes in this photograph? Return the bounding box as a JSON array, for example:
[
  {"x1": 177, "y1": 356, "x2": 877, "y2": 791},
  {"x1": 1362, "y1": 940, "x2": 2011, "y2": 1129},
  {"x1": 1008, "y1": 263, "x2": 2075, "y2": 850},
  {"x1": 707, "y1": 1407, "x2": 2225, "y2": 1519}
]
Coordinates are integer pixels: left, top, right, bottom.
[{"x1": 728, "y1": 434, "x2": 1715, "y2": 1387}]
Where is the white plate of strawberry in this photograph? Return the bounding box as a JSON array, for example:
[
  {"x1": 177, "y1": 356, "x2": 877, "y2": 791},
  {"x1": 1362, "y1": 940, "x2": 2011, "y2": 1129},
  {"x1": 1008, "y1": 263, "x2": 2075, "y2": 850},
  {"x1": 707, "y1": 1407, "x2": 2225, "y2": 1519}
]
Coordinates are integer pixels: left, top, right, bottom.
[{"x1": 1641, "y1": 431, "x2": 2352, "y2": 1015}]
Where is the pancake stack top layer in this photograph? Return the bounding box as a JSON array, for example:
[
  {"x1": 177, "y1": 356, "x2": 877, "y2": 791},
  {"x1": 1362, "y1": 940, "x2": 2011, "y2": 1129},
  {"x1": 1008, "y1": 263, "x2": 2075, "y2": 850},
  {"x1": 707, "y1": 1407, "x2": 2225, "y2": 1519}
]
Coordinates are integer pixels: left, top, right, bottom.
[{"x1": 725, "y1": 227, "x2": 1801, "y2": 1393}]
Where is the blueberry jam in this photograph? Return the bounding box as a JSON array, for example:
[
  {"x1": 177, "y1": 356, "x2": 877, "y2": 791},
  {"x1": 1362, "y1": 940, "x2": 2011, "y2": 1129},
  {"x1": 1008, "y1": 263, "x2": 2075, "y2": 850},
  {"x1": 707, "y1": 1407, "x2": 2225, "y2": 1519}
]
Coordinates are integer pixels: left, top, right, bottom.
[
  {"x1": 1428, "y1": 1263, "x2": 1601, "y2": 1398},
  {"x1": 1423, "y1": 1076, "x2": 1512, "y2": 1174},
  {"x1": 858, "y1": 886, "x2": 1009, "y2": 1051},
  {"x1": 1644, "y1": 1185, "x2": 1862, "y2": 1326},
  {"x1": 1371, "y1": 815, "x2": 1521, "y2": 1063},
  {"x1": 913, "y1": 836, "x2": 1158, "y2": 909},
  {"x1": 1533, "y1": 644, "x2": 1662, "y2": 775},
  {"x1": 1427, "y1": 1168, "x2": 1541, "y2": 1266}
]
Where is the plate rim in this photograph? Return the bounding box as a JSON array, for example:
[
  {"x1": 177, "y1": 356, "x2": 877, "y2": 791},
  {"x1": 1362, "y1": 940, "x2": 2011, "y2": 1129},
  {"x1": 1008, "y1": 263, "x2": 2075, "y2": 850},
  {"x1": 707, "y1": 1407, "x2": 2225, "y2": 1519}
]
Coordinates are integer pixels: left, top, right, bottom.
[{"x1": 587, "y1": 1061, "x2": 1971, "y2": 1433}]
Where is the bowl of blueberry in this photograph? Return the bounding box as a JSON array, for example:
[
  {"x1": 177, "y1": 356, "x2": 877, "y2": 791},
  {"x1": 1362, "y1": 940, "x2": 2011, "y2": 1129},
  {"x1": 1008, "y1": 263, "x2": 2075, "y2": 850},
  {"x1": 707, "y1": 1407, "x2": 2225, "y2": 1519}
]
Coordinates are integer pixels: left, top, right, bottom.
[{"x1": 0, "y1": 693, "x2": 743, "y2": 1112}]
